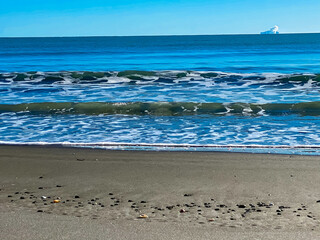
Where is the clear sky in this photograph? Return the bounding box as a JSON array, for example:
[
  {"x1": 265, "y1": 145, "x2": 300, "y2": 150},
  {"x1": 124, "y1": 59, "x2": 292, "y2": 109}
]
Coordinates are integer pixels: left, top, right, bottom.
[{"x1": 1, "y1": 0, "x2": 319, "y2": 37}]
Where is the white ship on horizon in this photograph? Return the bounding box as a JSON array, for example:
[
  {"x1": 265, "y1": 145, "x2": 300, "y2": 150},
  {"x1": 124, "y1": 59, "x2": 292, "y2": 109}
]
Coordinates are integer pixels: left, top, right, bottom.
[{"x1": 261, "y1": 25, "x2": 279, "y2": 34}]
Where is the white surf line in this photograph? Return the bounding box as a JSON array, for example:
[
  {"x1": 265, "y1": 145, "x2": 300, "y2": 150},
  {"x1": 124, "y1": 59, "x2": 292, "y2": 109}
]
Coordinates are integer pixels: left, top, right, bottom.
[
  {"x1": 1, "y1": 141, "x2": 320, "y2": 149},
  {"x1": 63, "y1": 143, "x2": 320, "y2": 149}
]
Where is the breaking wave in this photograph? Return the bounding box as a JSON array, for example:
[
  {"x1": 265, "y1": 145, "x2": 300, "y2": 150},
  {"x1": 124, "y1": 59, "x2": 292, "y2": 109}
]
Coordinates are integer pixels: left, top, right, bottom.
[
  {"x1": 1, "y1": 70, "x2": 320, "y2": 85},
  {"x1": 1, "y1": 101, "x2": 320, "y2": 116}
]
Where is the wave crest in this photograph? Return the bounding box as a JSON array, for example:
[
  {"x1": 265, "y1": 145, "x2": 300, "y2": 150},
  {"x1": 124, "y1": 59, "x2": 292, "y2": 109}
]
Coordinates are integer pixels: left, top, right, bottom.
[
  {"x1": 0, "y1": 70, "x2": 319, "y2": 85},
  {"x1": 1, "y1": 101, "x2": 320, "y2": 116}
]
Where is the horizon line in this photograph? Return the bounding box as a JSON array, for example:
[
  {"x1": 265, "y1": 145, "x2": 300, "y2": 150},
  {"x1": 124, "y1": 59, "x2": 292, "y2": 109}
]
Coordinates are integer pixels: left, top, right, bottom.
[{"x1": 1, "y1": 32, "x2": 320, "y2": 39}]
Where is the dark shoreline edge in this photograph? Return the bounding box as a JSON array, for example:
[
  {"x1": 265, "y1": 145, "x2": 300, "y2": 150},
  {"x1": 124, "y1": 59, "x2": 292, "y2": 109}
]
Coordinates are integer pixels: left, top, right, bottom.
[{"x1": 1, "y1": 143, "x2": 320, "y2": 157}]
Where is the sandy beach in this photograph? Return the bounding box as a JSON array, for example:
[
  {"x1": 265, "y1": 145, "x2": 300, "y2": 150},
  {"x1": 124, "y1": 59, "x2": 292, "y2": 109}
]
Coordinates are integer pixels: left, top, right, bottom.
[{"x1": 1, "y1": 145, "x2": 320, "y2": 239}]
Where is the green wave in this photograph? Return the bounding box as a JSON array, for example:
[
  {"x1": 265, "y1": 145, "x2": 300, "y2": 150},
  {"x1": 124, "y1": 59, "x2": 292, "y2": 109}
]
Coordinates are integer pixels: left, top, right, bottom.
[{"x1": 1, "y1": 101, "x2": 320, "y2": 116}]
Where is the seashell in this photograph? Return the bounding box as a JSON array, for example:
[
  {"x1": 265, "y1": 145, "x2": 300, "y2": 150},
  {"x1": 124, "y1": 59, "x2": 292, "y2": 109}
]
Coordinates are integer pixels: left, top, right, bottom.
[
  {"x1": 139, "y1": 214, "x2": 148, "y2": 218},
  {"x1": 53, "y1": 199, "x2": 60, "y2": 203}
]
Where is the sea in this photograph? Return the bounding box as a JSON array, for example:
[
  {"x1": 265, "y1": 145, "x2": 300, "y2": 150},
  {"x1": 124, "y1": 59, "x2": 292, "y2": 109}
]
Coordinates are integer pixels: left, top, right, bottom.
[{"x1": 1, "y1": 34, "x2": 320, "y2": 154}]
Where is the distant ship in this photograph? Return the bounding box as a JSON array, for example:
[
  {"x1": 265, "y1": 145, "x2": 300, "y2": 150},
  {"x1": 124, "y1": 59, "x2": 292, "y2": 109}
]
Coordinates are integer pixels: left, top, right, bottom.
[{"x1": 261, "y1": 25, "x2": 279, "y2": 34}]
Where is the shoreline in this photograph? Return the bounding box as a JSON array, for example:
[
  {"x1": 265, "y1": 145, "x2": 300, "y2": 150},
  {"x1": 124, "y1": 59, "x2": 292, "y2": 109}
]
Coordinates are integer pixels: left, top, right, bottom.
[
  {"x1": 1, "y1": 142, "x2": 320, "y2": 156},
  {"x1": 1, "y1": 145, "x2": 320, "y2": 239}
]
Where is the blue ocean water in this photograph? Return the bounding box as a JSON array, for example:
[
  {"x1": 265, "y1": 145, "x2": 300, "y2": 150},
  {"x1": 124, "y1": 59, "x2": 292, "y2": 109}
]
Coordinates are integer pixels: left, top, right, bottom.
[
  {"x1": 1, "y1": 34, "x2": 320, "y2": 73},
  {"x1": 1, "y1": 34, "x2": 320, "y2": 154}
]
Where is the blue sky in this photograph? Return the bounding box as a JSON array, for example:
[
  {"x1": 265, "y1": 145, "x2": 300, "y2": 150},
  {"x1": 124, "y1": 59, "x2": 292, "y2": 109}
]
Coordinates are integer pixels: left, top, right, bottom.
[{"x1": 1, "y1": 0, "x2": 319, "y2": 37}]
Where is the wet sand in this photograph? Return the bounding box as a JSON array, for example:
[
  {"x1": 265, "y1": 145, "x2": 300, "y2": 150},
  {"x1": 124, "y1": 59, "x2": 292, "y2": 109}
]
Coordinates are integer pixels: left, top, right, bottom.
[{"x1": 1, "y1": 145, "x2": 320, "y2": 239}]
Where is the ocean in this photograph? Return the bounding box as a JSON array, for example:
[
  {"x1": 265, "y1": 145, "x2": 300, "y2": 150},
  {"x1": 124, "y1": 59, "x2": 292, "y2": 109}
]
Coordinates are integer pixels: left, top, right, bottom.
[{"x1": 1, "y1": 34, "x2": 320, "y2": 154}]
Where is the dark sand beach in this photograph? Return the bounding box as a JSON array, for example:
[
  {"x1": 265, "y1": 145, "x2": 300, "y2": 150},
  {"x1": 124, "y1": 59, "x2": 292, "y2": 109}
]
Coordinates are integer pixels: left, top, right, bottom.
[{"x1": 1, "y1": 145, "x2": 320, "y2": 239}]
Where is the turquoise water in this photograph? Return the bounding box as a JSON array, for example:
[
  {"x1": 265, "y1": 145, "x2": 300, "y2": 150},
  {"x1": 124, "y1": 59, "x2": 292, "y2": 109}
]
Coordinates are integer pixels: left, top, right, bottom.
[{"x1": 1, "y1": 34, "x2": 320, "y2": 154}]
